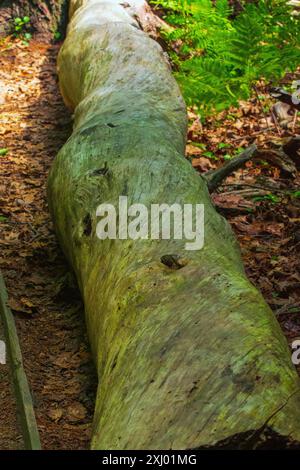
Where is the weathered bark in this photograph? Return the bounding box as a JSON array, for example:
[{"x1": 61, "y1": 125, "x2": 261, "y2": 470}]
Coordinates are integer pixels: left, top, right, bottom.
[
  {"x1": 48, "y1": 0, "x2": 300, "y2": 449},
  {"x1": 0, "y1": 0, "x2": 69, "y2": 40}
]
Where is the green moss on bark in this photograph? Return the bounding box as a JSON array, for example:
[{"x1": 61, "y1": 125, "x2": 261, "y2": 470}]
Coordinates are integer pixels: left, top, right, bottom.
[{"x1": 48, "y1": 0, "x2": 300, "y2": 449}]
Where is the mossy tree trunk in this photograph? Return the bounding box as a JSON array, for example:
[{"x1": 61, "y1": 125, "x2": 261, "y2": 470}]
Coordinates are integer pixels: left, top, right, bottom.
[{"x1": 48, "y1": 0, "x2": 300, "y2": 449}]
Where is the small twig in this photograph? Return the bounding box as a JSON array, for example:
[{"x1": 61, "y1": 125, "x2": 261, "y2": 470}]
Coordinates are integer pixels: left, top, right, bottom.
[
  {"x1": 254, "y1": 85, "x2": 270, "y2": 131},
  {"x1": 228, "y1": 128, "x2": 277, "y2": 143},
  {"x1": 275, "y1": 303, "x2": 300, "y2": 317},
  {"x1": 221, "y1": 182, "x2": 288, "y2": 194},
  {"x1": 256, "y1": 148, "x2": 296, "y2": 176},
  {"x1": 270, "y1": 109, "x2": 282, "y2": 136},
  {"x1": 221, "y1": 188, "x2": 269, "y2": 197},
  {"x1": 203, "y1": 144, "x2": 258, "y2": 193},
  {"x1": 292, "y1": 109, "x2": 298, "y2": 133}
]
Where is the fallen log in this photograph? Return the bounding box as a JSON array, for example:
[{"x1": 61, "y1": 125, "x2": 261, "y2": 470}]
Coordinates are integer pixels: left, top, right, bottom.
[{"x1": 48, "y1": 0, "x2": 300, "y2": 449}]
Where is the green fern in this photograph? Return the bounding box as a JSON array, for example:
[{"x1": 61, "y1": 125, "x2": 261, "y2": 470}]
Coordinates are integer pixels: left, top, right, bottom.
[{"x1": 152, "y1": 0, "x2": 300, "y2": 114}]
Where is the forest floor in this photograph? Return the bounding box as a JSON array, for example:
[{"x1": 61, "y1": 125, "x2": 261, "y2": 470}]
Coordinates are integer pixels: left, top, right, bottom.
[
  {"x1": 0, "y1": 39, "x2": 97, "y2": 450},
  {"x1": 0, "y1": 37, "x2": 299, "y2": 449},
  {"x1": 187, "y1": 79, "x2": 300, "y2": 357}
]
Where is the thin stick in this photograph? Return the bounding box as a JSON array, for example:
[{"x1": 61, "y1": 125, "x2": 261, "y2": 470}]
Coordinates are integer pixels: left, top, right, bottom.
[
  {"x1": 0, "y1": 271, "x2": 41, "y2": 450},
  {"x1": 203, "y1": 144, "x2": 258, "y2": 192},
  {"x1": 253, "y1": 85, "x2": 270, "y2": 131},
  {"x1": 292, "y1": 109, "x2": 298, "y2": 133}
]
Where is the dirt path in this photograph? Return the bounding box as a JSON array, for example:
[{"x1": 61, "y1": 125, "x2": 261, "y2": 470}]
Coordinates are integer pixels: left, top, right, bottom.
[{"x1": 0, "y1": 39, "x2": 97, "y2": 450}]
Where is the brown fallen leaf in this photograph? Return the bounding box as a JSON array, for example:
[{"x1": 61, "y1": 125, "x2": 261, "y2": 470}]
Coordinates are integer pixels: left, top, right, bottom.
[
  {"x1": 7, "y1": 297, "x2": 32, "y2": 314},
  {"x1": 66, "y1": 403, "x2": 87, "y2": 423},
  {"x1": 192, "y1": 157, "x2": 215, "y2": 172},
  {"x1": 20, "y1": 296, "x2": 34, "y2": 308},
  {"x1": 47, "y1": 408, "x2": 63, "y2": 423}
]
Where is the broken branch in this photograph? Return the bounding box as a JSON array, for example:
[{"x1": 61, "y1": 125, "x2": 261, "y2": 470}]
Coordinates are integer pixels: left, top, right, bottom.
[{"x1": 204, "y1": 144, "x2": 258, "y2": 192}]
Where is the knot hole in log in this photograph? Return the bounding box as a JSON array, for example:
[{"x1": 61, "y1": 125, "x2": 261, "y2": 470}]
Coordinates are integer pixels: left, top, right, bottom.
[
  {"x1": 82, "y1": 213, "x2": 92, "y2": 236},
  {"x1": 160, "y1": 254, "x2": 188, "y2": 270}
]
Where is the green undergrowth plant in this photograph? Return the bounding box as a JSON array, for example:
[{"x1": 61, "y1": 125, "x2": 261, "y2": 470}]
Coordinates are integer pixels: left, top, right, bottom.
[
  {"x1": 12, "y1": 16, "x2": 32, "y2": 44},
  {"x1": 152, "y1": 0, "x2": 300, "y2": 114}
]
